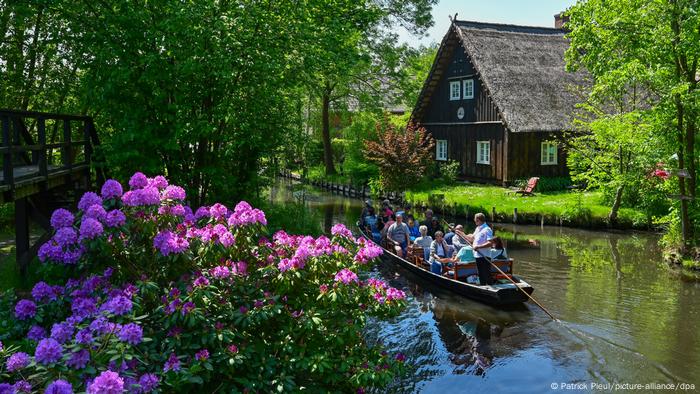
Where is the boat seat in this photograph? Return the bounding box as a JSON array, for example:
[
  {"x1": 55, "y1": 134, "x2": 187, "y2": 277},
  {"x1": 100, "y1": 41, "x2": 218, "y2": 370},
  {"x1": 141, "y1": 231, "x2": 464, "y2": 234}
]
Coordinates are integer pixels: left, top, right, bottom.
[{"x1": 447, "y1": 259, "x2": 514, "y2": 280}]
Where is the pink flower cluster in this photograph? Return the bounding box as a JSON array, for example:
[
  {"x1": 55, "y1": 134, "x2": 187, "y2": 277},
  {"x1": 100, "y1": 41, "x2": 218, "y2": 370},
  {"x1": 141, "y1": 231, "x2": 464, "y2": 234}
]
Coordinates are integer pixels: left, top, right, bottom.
[
  {"x1": 227, "y1": 201, "x2": 267, "y2": 227},
  {"x1": 334, "y1": 268, "x2": 359, "y2": 284}
]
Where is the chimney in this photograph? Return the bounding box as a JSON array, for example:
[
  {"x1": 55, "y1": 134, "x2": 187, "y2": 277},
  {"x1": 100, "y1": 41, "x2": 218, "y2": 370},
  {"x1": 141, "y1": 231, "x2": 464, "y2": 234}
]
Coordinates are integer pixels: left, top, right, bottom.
[{"x1": 554, "y1": 12, "x2": 569, "y2": 29}]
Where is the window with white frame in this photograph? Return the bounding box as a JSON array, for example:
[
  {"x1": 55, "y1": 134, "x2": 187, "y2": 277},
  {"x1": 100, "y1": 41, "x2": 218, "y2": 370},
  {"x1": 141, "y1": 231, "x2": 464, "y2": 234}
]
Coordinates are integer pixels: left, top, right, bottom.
[
  {"x1": 436, "y1": 140, "x2": 448, "y2": 161},
  {"x1": 541, "y1": 141, "x2": 558, "y2": 165},
  {"x1": 449, "y1": 81, "x2": 461, "y2": 101},
  {"x1": 476, "y1": 141, "x2": 490, "y2": 164},
  {"x1": 463, "y1": 79, "x2": 474, "y2": 99}
]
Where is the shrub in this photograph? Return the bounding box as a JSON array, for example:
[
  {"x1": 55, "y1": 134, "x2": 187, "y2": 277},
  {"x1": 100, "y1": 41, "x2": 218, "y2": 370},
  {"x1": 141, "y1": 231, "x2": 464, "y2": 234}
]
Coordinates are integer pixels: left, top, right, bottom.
[
  {"x1": 437, "y1": 160, "x2": 460, "y2": 184},
  {"x1": 0, "y1": 174, "x2": 406, "y2": 392}
]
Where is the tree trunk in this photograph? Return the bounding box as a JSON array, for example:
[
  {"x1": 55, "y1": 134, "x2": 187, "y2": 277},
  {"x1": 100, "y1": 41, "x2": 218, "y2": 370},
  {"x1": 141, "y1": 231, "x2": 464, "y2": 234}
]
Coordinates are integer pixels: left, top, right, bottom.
[
  {"x1": 321, "y1": 82, "x2": 336, "y2": 175},
  {"x1": 675, "y1": 94, "x2": 692, "y2": 250},
  {"x1": 608, "y1": 185, "x2": 623, "y2": 225}
]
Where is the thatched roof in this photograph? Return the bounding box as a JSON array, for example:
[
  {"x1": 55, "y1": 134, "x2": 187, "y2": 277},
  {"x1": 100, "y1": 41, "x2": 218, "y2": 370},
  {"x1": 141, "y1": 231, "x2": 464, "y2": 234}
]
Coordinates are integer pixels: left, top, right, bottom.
[{"x1": 413, "y1": 20, "x2": 589, "y2": 132}]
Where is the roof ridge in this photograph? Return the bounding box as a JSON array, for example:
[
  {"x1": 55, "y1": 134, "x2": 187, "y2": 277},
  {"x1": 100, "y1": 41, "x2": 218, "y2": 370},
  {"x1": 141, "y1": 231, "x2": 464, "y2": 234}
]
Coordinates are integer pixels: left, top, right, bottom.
[{"x1": 454, "y1": 19, "x2": 564, "y2": 35}]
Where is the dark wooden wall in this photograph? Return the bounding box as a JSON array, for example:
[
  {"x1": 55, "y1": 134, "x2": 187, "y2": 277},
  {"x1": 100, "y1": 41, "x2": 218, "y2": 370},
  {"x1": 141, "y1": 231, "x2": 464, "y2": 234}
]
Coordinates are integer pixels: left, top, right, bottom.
[
  {"x1": 426, "y1": 123, "x2": 506, "y2": 181},
  {"x1": 420, "y1": 45, "x2": 500, "y2": 124},
  {"x1": 506, "y1": 132, "x2": 568, "y2": 180}
]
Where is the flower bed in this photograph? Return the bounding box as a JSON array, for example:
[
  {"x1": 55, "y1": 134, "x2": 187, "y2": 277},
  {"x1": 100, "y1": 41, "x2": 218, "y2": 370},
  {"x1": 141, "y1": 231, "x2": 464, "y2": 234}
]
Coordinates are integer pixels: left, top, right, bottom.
[{"x1": 0, "y1": 173, "x2": 405, "y2": 393}]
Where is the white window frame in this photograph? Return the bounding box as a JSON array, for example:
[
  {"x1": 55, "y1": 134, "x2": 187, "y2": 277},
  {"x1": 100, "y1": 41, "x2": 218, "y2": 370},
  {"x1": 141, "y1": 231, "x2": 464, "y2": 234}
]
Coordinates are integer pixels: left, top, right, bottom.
[
  {"x1": 463, "y1": 79, "x2": 474, "y2": 99},
  {"x1": 476, "y1": 141, "x2": 490, "y2": 165},
  {"x1": 449, "y1": 81, "x2": 461, "y2": 101},
  {"x1": 541, "y1": 141, "x2": 558, "y2": 165},
  {"x1": 436, "y1": 139, "x2": 448, "y2": 161}
]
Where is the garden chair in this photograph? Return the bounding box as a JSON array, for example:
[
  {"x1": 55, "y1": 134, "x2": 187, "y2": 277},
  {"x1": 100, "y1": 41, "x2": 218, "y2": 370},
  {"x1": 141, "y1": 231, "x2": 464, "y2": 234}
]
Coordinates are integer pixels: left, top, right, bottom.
[{"x1": 513, "y1": 177, "x2": 539, "y2": 196}]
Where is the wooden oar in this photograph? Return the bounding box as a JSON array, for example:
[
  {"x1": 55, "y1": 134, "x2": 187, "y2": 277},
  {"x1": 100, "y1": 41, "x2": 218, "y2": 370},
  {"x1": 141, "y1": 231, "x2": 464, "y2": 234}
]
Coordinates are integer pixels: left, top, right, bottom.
[{"x1": 484, "y1": 254, "x2": 558, "y2": 321}]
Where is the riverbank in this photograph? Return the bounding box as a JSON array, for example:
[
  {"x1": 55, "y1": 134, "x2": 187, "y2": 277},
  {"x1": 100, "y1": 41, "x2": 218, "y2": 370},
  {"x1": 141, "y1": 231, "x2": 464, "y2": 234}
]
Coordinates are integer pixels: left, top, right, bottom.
[
  {"x1": 405, "y1": 183, "x2": 651, "y2": 230},
  {"x1": 282, "y1": 171, "x2": 652, "y2": 230}
]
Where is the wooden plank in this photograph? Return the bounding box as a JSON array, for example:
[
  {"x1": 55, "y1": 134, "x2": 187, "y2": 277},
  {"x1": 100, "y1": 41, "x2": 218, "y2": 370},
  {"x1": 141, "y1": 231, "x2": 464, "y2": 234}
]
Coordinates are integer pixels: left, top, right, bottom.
[
  {"x1": 37, "y1": 117, "x2": 47, "y2": 176},
  {"x1": 2, "y1": 115, "x2": 12, "y2": 187}
]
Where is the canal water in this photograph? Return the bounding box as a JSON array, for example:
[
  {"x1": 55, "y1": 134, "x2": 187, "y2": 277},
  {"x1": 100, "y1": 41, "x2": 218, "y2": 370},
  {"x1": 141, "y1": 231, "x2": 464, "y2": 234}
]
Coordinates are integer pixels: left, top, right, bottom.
[{"x1": 269, "y1": 179, "x2": 700, "y2": 393}]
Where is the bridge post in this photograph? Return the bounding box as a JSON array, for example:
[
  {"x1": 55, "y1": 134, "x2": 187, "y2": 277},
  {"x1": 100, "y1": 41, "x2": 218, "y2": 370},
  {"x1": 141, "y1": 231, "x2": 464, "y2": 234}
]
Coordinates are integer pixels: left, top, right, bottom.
[{"x1": 15, "y1": 197, "x2": 30, "y2": 276}]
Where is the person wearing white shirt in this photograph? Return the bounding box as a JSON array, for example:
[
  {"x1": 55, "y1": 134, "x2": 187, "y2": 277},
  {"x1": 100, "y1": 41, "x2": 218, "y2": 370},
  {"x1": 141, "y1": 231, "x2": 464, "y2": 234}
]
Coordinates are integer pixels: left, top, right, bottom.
[{"x1": 472, "y1": 213, "x2": 494, "y2": 285}]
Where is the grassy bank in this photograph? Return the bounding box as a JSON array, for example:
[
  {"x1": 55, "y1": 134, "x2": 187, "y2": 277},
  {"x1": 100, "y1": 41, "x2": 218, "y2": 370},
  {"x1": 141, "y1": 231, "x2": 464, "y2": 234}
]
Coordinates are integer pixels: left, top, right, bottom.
[{"x1": 405, "y1": 183, "x2": 650, "y2": 230}]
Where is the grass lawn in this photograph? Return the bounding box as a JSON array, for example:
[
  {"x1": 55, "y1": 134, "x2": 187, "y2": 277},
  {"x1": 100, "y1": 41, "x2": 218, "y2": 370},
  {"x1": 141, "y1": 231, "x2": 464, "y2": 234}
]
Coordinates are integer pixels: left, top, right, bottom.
[{"x1": 405, "y1": 183, "x2": 649, "y2": 229}]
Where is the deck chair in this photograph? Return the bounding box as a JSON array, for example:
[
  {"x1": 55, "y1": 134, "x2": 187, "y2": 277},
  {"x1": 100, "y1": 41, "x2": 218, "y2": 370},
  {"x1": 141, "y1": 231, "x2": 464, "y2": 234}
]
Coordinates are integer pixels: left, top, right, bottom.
[{"x1": 514, "y1": 177, "x2": 539, "y2": 196}]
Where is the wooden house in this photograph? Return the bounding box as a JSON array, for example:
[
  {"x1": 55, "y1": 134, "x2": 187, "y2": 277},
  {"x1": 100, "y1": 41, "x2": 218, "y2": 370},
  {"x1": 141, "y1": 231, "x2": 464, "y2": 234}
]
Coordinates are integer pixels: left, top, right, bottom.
[{"x1": 410, "y1": 17, "x2": 587, "y2": 184}]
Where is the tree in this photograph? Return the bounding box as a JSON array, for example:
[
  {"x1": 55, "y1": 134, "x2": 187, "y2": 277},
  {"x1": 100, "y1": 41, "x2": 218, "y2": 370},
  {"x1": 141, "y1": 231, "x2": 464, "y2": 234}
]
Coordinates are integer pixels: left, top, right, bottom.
[
  {"x1": 565, "y1": 0, "x2": 700, "y2": 248},
  {"x1": 303, "y1": 0, "x2": 438, "y2": 176},
  {"x1": 364, "y1": 122, "x2": 434, "y2": 192}
]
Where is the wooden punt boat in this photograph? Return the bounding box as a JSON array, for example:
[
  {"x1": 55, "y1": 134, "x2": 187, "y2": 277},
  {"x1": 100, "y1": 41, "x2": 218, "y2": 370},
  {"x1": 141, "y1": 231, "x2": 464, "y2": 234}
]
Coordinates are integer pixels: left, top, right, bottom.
[{"x1": 357, "y1": 222, "x2": 534, "y2": 306}]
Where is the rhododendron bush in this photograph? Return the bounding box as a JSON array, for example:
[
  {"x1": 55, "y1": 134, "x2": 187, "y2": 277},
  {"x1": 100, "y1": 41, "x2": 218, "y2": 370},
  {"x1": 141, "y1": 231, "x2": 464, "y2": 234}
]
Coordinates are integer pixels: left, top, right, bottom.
[{"x1": 0, "y1": 173, "x2": 406, "y2": 393}]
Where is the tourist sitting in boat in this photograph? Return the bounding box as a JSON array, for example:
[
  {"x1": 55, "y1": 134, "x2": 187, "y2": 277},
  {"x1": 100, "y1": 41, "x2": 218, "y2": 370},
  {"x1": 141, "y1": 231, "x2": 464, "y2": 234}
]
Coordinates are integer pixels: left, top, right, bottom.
[
  {"x1": 414, "y1": 225, "x2": 433, "y2": 262},
  {"x1": 422, "y1": 209, "x2": 434, "y2": 235},
  {"x1": 387, "y1": 213, "x2": 411, "y2": 258},
  {"x1": 489, "y1": 236, "x2": 507, "y2": 260},
  {"x1": 360, "y1": 200, "x2": 372, "y2": 226},
  {"x1": 429, "y1": 231, "x2": 452, "y2": 274},
  {"x1": 406, "y1": 216, "x2": 421, "y2": 241},
  {"x1": 429, "y1": 217, "x2": 443, "y2": 238},
  {"x1": 362, "y1": 206, "x2": 381, "y2": 244},
  {"x1": 472, "y1": 213, "x2": 495, "y2": 285},
  {"x1": 444, "y1": 224, "x2": 456, "y2": 245},
  {"x1": 380, "y1": 214, "x2": 395, "y2": 246},
  {"x1": 451, "y1": 224, "x2": 470, "y2": 252},
  {"x1": 381, "y1": 199, "x2": 393, "y2": 219}
]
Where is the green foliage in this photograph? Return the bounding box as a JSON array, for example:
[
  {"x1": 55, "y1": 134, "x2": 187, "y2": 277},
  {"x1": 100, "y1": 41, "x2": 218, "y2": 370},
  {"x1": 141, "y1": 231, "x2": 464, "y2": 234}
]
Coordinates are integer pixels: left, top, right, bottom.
[
  {"x1": 436, "y1": 160, "x2": 460, "y2": 184},
  {"x1": 513, "y1": 177, "x2": 573, "y2": 192},
  {"x1": 565, "y1": 0, "x2": 700, "y2": 244},
  {"x1": 262, "y1": 201, "x2": 323, "y2": 237}
]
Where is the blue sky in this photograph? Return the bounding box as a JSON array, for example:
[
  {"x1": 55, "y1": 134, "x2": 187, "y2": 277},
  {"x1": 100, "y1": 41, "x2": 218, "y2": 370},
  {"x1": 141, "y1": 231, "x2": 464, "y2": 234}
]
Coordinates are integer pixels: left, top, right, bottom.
[{"x1": 398, "y1": 0, "x2": 578, "y2": 46}]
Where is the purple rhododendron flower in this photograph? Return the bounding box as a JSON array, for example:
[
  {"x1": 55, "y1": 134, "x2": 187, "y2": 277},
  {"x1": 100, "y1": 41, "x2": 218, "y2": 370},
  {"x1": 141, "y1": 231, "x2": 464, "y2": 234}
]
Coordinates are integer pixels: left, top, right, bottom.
[
  {"x1": 13, "y1": 381, "x2": 31, "y2": 393},
  {"x1": 75, "y1": 328, "x2": 93, "y2": 345},
  {"x1": 15, "y1": 299, "x2": 36, "y2": 320},
  {"x1": 118, "y1": 323, "x2": 143, "y2": 345},
  {"x1": 210, "y1": 265, "x2": 230, "y2": 279},
  {"x1": 209, "y1": 203, "x2": 228, "y2": 220},
  {"x1": 163, "y1": 353, "x2": 181, "y2": 372},
  {"x1": 129, "y1": 172, "x2": 148, "y2": 189},
  {"x1": 27, "y1": 325, "x2": 47, "y2": 341},
  {"x1": 150, "y1": 175, "x2": 168, "y2": 189},
  {"x1": 334, "y1": 268, "x2": 358, "y2": 285},
  {"x1": 45, "y1": 380, "x2": 73, "y2": 394},
  {"x1": 31, "y1": 281, "x2": 56, "y2": 302},
  {"x1": 35, "y1": 338, "x2": 63, "y2": 364},
  {"x1": 71, "y1": 297, "x2": 97, "y2": 319},
  {"x1": 101, "y1": 179, "x2": 123, "y2": 199},
  {"x1": 87, "y1": 370, "x2": 124, "y2": 394},
  {"x1": 78, "y1": 192, "x2": 102, "y2": 211},
  {"x1": 153, "y1": 230, "x2": 189, "y2": 256},
  {"x1": 227, "y1": 201, "x2": 267, "y2": 227},
  {"x1": 84, "y1": 204, "x2": 107, "y2": 221},
  {"x1": 194, "y1": 206, "x2": 209, "y2": 219},
  {"x1": 54, "y1": 227, "x2": 78, "y2": 247},
  {"x1": 66, "y1": 349, "x2": 90, "y2": 369},
  {"x1": 104, "y1": 209, "x2": 126, "y2": 227},
  {"x1": 6, "y1": 352, "x2": 30, "y2": 372},
  {"x1": 331, "y1": 223, "x2": 353, "y2": 239},
  {"x1": 138, "y1": 374, "x2": 159, "y2": 392},
  {"x1": 102, "y1": 295, "x2": 133, "y2": 316},
  {"x1": 38, "y1": 241, "x2": 63, "y2": 262},
  {"x1": 79, "y1": 218, "x2": 104, "y2": 240},
  {"x1": 50, "y1": 208, "x2": 74, "y2": 229},
  {"x1": 195, "y1": 349, "x2": 209, "y2": 361},
  {"x1": 50, "y1": 322, "x2": 75, "y2": 344},
  {"x1": 162, "y1": 185, "x2": 186, "y2": 200}
]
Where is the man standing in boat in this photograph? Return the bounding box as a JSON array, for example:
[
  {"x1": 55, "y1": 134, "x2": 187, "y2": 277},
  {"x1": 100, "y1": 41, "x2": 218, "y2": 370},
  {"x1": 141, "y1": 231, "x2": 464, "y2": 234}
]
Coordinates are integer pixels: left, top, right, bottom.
[{"x1": 472, "y1": 213, "x2": 495, "y2": 285}]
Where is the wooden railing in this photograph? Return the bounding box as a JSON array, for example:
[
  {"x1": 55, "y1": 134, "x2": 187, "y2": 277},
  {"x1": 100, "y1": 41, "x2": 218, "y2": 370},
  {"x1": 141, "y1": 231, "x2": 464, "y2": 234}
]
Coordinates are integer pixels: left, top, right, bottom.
[{"x1": 0, "y1": 109, "x2": 106, "y2": 190}]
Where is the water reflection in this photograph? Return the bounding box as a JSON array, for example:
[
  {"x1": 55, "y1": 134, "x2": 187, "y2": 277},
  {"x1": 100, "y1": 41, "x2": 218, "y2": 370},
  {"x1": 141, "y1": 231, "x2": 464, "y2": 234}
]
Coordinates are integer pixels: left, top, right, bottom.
[{"x1": 269, "y1": 179, "x2": 700, "y2": 393}]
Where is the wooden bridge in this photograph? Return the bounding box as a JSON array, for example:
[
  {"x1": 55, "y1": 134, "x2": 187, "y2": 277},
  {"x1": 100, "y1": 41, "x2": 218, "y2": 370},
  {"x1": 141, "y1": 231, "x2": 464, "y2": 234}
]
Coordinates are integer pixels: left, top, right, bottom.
[{"x1": 0, "y1": 109, "x2": 106, "y2": 274}]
